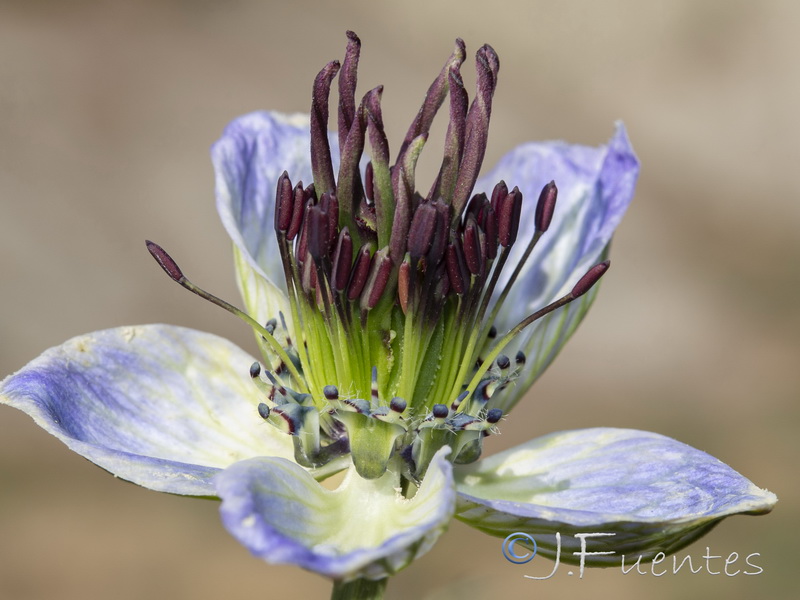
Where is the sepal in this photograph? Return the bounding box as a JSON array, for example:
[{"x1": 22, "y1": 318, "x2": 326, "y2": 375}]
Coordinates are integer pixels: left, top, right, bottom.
[
  {"x1": 454, "y1": 428, "x2": 776, "y2": 564},
  {"x1": 215, "y1": 449, "x2": 456, "y2": 581},
  {"x1": 0, "y1": 325, "x2": 296, "y2": 496}
]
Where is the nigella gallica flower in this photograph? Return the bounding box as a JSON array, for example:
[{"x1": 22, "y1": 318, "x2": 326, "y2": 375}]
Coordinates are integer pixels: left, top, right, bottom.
[{"x1": 1, "y1": 32, "x2": 775, "y2": 598}]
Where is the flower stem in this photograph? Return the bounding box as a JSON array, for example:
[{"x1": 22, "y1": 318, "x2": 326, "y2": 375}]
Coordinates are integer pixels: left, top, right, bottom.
[{"x1": 330, "y1": 578, "x2": 388, "y2": 600}]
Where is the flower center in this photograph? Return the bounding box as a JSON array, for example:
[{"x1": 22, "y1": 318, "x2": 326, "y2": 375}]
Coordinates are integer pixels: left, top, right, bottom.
[{"x1": 145, "y1": 31, "x2": 608, "y2": 485}]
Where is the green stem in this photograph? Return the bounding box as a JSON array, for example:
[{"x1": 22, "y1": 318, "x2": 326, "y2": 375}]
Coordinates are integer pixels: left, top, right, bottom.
[{"x1": 330, "y1": 578, "x2": 388, "y2": 600}]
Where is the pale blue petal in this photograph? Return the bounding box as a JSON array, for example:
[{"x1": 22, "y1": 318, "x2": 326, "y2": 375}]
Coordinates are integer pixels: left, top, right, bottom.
[
  {"x1": 0, "y1": 325, "x2": 296, "y2": 496},
  {"x1": 476, "y1": 124, "x2": 638, "y2": 411},
  {"x1": 216, "y1": 449, "x2": 455, "y2": 581},
  {"x1": 455, "y1": 428, "x2": 776, "y2": 564},
  {"x1": 212, "y1": 112, "x2": 342, "y2": 327}
]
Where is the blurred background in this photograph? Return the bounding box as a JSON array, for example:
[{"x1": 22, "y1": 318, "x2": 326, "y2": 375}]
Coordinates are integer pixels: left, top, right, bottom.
[{"x1": 0, "y1": 1, "x2": 797, "y2": 598}]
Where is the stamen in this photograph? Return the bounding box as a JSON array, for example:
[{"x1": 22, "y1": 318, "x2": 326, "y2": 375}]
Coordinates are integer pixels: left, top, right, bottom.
[
  {"x1": 145, "y1": 241, "x2": 308, "y2": 391},
  {"x1": 274, "y1": 171, "x2": 294, "y2": 233},
  {"x1": 534, "y1": 180, "x2": 557, "y2": 232},
  {"x1": 572, "y1": 260, "x2": 610, "y2": 298},
  {"x1": 486, "y1": 408, "x2": 503, "y2": 424},
  {"x1": 464, "y1": 260, "x2": 611, "y2": 398},
  {"x1": 390, "y1": 397, "x2": 407, "y2": 413},
  {"x1": 360, "y1": 248, "x2": 393, "y2": 311},
  {"x1": 347, "y1": 244, "x2": 373, "y2": 301}
]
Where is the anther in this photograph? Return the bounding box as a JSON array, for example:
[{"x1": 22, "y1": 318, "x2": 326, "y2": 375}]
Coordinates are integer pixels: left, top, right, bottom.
[
  {"x1": 145, "y1": 240, "x2": 184, "y2": 282},
  {"x1": 515, "y1": 350, "x2": 526, "y2": 366},
  {"x1": 347, "y1": 244, "x2": 373, "y2": 301},
  {"x1": 390, "y1": 397, "x2": 407, "y2": 413},
  {"x1": 463, "y1": 214, "x2": 482, "y2": 275},
  {"x1": 249, "y1": 362, "x2": 261, "y2": 378},
  {"x1": 571, "y1": 260, "x2": 610, "y2": 298},
  {"x1": 257, "y1": 403, "x2": 271, "y2": 420},
  {"x1": 490, "y1": 180, "x2": 508, "y2": 214},
  {"x1": 331, "y1": 228, "x2": 354, "y2": 292},
  {"x1": 497, "y1": 186, "x2": 522, "y2": 247},
  {"x1": 398, "y1": 259, "x2": 411, "y2": 314},
  {"x1": 274, "y1": 171, "x2": 294, "y2": 233},
  {"x1": 323, "y1": 385, "x2": 339, "y2": 401},
  {"x1": 427, "y1": 200, "x2": 450, "y2": 267},
  {"x1": 307, "y1": 203, "x2": 330, "y2": 262},
  {"x1": 534, "y1": 180, "x2": 557, "y2": 233},
  {"x1": 496, "y1": 354, "x2": 510, "y2": 370},
  {"x1": 485, "y1": 408, "x2": 503, "y2": 424},
  {"x1": 265, "y1": 319, "x2": 276, "y2": 335},
  {"x1": 361, "y1": 247, "x2": 393, "y2": 310},
  {"x1": 445, "y1": 240, "x2": 468, "y2": 295},
  {"x1": 432, "y1": 404, "x2": 449, "y2": 419},
  {"x1": 481, "y1": 203, "x2": 498, "y2": 259},
  {"x1": 286, "y1": 182, "x2": 306, "y2": 241},
  {"x1": 407, "y1": 202, "x2": 437, "y2": 261}
]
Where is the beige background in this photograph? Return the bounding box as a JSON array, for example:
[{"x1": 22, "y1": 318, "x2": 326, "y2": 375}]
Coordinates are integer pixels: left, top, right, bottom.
[{"x1": 1, "y1": 1, "x2": 797, "y2": 599}]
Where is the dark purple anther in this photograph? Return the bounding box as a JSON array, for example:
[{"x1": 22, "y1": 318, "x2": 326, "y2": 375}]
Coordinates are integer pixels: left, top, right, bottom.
[
  {"x1": 490, "y1": 180, "x2": 508, "y2": 214},
  {"x1": 571, "y1": 260, "x2": 610, "y2": 298},
  {"x1": 481, "y1": 203, "x2": 498, "y2": 259},
  {"x1": 426, "y1": 200, "x2": 450, "y2": 266},
  {"x1": 258, "y1": 403, "x2": 271, "y2": 420},
  {"x1": 515, "y1": 350, "x2": 526, "y2": 365},
  {"x1": 323, "y1": 385, "x2": 339, "y2": 400},
  {"x1": 274, "y1": 171, "x2": 294, "y2": 233},
  {"x1": 407, "y1": 202, "x2": 437, "y2": 261},
  {"x1": 320, "y1": 192, "x2": 339, "y2": 252},
  {"x1": 534, "y1": 180, "x2": 557, "y2": 233},
  {"x1": 286, "y1": 183, "x2": 306, "y2": 241},
  {"x1": 361, "y1": 248, "x2": 393, "y2": 310},
  {"x1": 466, "y1": 192, "x2": 489, "y2": 220},
  {"x1": 463, "y1": 215, "x2": 482, "y2": 275},
  {"x1": 249, "y1": 362, "x2": 261, "y2": 378},
  {"x1": 390, "y1": 397, "x2": 407, "y2": 413},
  {"x1": 306, "y1": 204, "x2": 330, "y2": 262},
  {"x1": 311, "y1": 60, "x2": 340, "y2": 194},
  {"x1": 347, "y1": 244, "x2": 373, "y2": 301},
  {"x1": 146, "y1": 240, "x2": 184, "y2": 282},
  {"x1": 296, "y1": 199, "x2": 313, "y2": 265},
  {"x1": 301, "y1": 252, "x2": 317, "y2": 293},
  {"x1": 331, "y1": 228, "x2": 354, "y2": 292},
  {"x1": 434, "y1": 262, "x2": 450, "y2": 299},
  {"x1": 446, "y1": 238, "x2": 468, "y2": 295},
  {"x1": 497, "y1": 186, "x2": 522, "y2": 247}
]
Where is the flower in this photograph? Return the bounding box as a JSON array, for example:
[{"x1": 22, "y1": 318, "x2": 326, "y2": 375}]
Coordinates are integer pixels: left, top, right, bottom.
[{"x1": 0, "y1": 31, "x2": 775, "y2": 594}]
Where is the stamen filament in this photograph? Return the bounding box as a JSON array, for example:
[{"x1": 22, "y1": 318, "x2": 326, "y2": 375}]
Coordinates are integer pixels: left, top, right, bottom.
[{"x1": 146, "y1": 241, "x2": 308, "y2": 391}]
